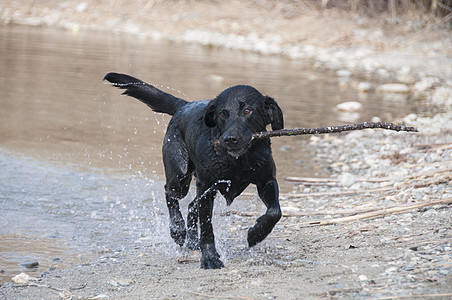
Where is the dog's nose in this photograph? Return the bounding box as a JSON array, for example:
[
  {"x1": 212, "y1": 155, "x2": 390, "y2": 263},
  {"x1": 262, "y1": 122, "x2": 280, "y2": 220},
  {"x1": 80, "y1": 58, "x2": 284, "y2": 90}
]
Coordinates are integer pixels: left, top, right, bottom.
[{"x1": 223, "y1": 134, "x2": 238, "y2": 146}]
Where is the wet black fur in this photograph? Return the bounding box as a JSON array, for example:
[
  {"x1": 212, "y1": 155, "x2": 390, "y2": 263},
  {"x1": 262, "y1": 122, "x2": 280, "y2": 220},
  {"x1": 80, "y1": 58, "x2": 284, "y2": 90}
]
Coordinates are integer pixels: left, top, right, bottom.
[{"x1": 104, "y1": 72, "x2": 284, "y2": 269}]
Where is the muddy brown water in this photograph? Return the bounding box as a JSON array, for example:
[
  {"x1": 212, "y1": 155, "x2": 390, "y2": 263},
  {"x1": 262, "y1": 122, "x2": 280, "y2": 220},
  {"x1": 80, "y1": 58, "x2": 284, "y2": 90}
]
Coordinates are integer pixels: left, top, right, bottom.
[{"x1": 0, "y1": 24, "x2": 414, "y2": 282}]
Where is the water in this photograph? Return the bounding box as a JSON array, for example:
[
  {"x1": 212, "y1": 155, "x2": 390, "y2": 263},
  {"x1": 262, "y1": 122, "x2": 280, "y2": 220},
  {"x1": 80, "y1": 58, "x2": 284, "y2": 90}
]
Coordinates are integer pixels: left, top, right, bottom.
[{"x1": 0, "y1": 24, "x2": 414, "y2": 282}]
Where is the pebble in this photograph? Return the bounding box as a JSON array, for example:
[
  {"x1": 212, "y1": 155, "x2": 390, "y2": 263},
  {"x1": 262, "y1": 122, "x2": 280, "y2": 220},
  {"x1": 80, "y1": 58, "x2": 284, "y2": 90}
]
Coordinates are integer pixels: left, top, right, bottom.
[
  {"x1": 207, "y1": 74, "x2": 224, "y2": 83},
  {"x1": 20, "y1": 261, "x2": 39, "y2": 269},
  {"x1": 385, "y1": 267, "x2": 398, "y2": 274},
  {"x1": 11, "y1": 273, "x2": 33, "y2": 284},
  {"x1": 334, "y1": 101, "x2": 363, "y2": 112},
  {"x1": 110, "y1": 279, "x2": 133, "y2": 287},
  {"x1": 413, "y1": 77, "x2": 440, "y2": 93},
  {"x1": 340, "y1": 173, "x2": 356, "y2": 187},
  {"x1": 357, "y1": 82, "x2": 372, "y2": 92},
  {"x1": 336, "y1": 69, "x2": 352, "y2": 77},
  {"x1": 376, "y1": 83, "x2": 410, "y2": 93},
  {"x1": 430, "y1": 87, "x2": 452, "y2": 107},
  {"x1": 282, "y1": 206, "x2": 300, "y2": 214},
  {"x1": 90, "y1": 294, "x2": 109, "y2": 299},
  {"x1": 76, "y1": 3, "x2": 88, "y2": 13},
  {"x1": 358, "y1": 274, "x2": 369, "y2": 281}
]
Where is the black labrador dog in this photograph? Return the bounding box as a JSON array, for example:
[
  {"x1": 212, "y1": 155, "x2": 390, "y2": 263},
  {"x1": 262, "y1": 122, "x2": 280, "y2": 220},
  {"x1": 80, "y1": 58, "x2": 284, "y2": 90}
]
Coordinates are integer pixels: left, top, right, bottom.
[{"x1": 104, "y1": 73, "x2": 284, "y2": 269}]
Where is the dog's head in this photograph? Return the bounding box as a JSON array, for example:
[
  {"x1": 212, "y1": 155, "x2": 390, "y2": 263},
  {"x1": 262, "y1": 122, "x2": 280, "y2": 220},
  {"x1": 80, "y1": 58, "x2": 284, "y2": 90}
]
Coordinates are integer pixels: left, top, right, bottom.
[{"x1": 204, "y1": 85, "x2": 284, "y2": 157}]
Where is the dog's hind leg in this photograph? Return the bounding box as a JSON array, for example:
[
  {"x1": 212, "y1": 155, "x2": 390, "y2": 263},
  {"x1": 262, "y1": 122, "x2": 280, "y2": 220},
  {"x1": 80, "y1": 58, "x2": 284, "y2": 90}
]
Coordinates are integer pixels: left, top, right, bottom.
[
  {"x1": 165, "y1": 184, "x2": 189, "y2": 247},
  {"x1": 163, "y1": 130, "x2": 193, "y2": 247}
]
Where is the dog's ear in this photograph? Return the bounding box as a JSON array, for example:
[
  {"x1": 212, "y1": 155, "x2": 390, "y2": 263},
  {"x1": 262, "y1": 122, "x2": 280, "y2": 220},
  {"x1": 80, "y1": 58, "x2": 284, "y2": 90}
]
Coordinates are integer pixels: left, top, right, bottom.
[
  {"x1": 264, "y1": 96, "x2": 284, "y2": 130},
  {"x1": 204, "y1": 102, "x2": 216, "y2": 127}
]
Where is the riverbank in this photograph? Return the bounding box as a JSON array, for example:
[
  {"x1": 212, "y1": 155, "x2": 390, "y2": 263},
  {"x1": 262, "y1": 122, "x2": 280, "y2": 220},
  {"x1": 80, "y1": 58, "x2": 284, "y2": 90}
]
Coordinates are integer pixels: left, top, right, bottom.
[{"x1": 1, "y1": 1, "x2": 451, "y2": 81}]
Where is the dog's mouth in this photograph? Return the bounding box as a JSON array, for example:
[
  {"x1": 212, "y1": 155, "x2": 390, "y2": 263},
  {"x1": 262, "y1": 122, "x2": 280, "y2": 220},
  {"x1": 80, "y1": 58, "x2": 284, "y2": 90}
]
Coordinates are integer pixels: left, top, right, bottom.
[
  {"x1": 225, "y1": 146, "x2": 249, "y2": 158},
  {"x1": 218, "y1": 131, "x2": 253, "y2": 158}
]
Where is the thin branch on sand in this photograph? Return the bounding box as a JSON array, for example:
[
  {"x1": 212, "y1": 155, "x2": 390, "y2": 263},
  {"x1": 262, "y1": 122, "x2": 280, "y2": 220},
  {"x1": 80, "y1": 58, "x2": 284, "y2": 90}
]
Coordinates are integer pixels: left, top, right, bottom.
[{"x1": 296, "y1": 198, "x2": 451, "y2": 227}]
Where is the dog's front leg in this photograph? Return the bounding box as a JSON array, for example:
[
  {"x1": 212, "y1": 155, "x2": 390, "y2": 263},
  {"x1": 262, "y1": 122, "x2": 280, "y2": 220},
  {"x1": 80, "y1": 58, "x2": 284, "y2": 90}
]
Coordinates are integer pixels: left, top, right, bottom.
[
  {"x1": 186, "y1": 199, "x2": 199, "y2": 250},
  {"x1": 248, "y1": 179, "x2": 282, "y2": 247},
  {"x1": 198, "y1": 188, "x2": 224, "y2": 269}
]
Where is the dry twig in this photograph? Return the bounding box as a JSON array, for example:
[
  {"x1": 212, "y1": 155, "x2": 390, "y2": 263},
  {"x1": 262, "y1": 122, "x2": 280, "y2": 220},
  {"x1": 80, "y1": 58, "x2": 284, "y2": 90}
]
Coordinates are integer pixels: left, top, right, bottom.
[
  {"x1": 280, "y1": 187, "x2": 394, "y2": 199},
  {"x1": 252, "y1": 122, "x2": 417, "y2": 140},
  {"x1": 297, "y1": 198, "x2": 451, "y2": 227}
]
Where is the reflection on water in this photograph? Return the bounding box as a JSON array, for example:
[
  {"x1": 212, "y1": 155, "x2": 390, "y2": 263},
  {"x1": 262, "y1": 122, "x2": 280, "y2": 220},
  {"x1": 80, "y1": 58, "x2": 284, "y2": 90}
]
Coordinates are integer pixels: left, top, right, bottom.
[{"x1": 0, "y1": 24, "x2": 413, "y2": 282}]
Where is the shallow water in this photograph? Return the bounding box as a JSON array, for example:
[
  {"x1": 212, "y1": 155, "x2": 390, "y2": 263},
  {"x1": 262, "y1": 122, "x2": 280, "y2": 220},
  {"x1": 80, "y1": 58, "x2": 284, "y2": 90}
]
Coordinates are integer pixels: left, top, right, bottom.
[{"x1": 0, "y1": 24, "x2": 414, "y2": 282}]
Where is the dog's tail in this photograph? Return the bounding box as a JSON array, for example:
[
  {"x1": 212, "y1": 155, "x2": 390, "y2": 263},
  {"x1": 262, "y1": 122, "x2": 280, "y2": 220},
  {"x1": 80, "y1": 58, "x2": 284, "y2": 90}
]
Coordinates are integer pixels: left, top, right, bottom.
[{"x1": 104, "y1": 72, "x2": 188, "y2": 116}]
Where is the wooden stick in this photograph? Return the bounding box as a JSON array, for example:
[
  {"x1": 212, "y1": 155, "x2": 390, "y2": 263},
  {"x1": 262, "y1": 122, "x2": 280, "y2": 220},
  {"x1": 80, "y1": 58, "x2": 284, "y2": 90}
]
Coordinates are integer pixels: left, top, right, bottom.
[
  {"x1": 296, "y1": 198, "x2": 451, "y2": 227},
  {"x1": 252, "y1": 122, "x2": 418, "y2": 140},
  {"x1": 285, "y1": 177, "x2": 394, "y2": 184},
  {"x1": 282, "y1": 206, "x2": 383, "y2": 217},
  {"x1": 286, "y1": 166, "x2": 451, "y2": 186},
  {"x1": 280, "y1": 187, "x2": 394, "y2": 199}
]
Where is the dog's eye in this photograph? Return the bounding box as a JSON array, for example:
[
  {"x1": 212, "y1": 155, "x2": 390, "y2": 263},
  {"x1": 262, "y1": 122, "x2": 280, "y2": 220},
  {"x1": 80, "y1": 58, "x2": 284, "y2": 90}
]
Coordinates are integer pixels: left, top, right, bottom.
[
  {"x1": 243, "y1": 108, "x2": 252, "y2": 115},
  {"x1": 219, "y1": 110, "x2": 229, "y2": 119}
]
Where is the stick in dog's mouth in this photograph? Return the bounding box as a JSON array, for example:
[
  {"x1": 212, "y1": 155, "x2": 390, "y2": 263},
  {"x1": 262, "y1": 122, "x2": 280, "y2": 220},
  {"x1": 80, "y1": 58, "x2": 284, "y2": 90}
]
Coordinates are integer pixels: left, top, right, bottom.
[{"x1": 214, "y1": 121, "x2": 418, "y2": 146}]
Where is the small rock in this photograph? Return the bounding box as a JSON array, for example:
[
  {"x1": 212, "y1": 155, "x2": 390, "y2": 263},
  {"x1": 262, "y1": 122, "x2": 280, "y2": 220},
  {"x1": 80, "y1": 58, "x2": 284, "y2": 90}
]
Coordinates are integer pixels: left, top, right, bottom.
[
  {"x1": 21, "y1": 261, "x2": 39, "y2": 269},
  {"x1": 335, "y1": 101, "x2": 363, "y2": 112},
  {"x1": 430, "y1": 87, "x2": 452, "y2": 107},
  {"x1": 116, "y1": 279, "x2": 133, "y2": 286},
  {"x1": 340, "y1": 173, "x2": 356, "y2": 187},
  {"x1": 358, "y1": 274, "x2": 369, "y2": 281},
  {"x1": 90, "y1": 294, "x2": 109, "y2": 299},
  {"x1": 371, "y1": 116, "x2": 381, "y2": 122},
  {"x1": 413, "y1": 77, "x2": 440, "y2": 93},
  {"x1": 385, "y1": 267, "x2": 397, "y2": 274},
  {"x1": 377, "y1": 68, "x2": 390, "y2": 78},
  {"x1": 398, "y1": 66, "x2": 411, "y2": 76},
  {"x1": 439, "y1": 269, "x2": 449, "y2": 275},
  {"x1": 12, "y1": 273, "x2": 31, "y2": 284},
  {"x1": 309, "y1": 135, "x2": 320, "y2": 145},
  {"x1": 336, "y1": 69, "x2": 351, "y2": 77},
  {"x1": 109, "y1": 280, "x2": 118, "y2": 287},
  {"x1": 282, "y1": 207, "x2": 300, "y2": 214},
  {"x1": 376, "y1": 83, "x2": 410, "y2": 93},
  {"x1": 76, "y1": 2, "x2": 88, "y2": 13},
  {"x1": 207, "y1": 74, "x2": 224, "y2": 83},
  {"x1": 357, "y1": 82, "x2": 372, "y2": 92}
]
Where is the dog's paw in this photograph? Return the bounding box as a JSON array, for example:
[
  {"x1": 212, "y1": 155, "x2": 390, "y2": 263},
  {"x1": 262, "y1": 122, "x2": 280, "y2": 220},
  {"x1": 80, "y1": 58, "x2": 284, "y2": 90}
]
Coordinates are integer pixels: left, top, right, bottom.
[
  {"x1": 201, "y1": 255, "x2": 224, "y2": 269},
  {"x1": 247, "y1": 209, "x2": 281, "y2": 247},
  {"x1": 200, "y1": 243, "x2": 224, "y2": 269},
  {"x1": 247, "y1": 220, "x2": 273, "y2": 247},
  {"x1": 169, "y1": 222, "x2": 186, "y2": 247},
  {"x1": 247, "y1": 226, "x2": 264, "y2": 247}
]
